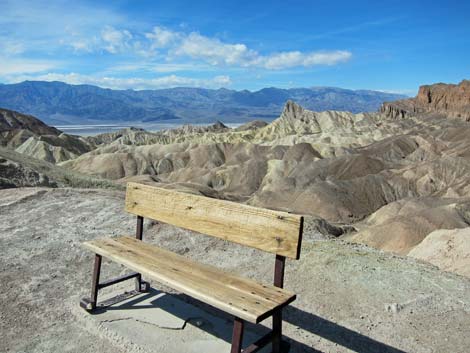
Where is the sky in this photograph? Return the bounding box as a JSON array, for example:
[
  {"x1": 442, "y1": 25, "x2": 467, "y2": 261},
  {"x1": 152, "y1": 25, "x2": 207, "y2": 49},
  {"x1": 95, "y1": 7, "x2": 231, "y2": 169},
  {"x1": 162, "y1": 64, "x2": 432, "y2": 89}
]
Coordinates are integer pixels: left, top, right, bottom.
[{"x1": 0, "y1": 0, "x2": 469, "y2": 94}]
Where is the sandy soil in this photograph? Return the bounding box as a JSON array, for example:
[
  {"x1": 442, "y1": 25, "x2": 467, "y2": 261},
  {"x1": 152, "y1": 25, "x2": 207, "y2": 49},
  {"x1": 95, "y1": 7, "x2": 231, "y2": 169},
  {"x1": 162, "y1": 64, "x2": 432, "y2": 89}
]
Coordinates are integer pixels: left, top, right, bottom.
[{"x1": 1, "y1": 187, "x2": 469, "y2": 353}]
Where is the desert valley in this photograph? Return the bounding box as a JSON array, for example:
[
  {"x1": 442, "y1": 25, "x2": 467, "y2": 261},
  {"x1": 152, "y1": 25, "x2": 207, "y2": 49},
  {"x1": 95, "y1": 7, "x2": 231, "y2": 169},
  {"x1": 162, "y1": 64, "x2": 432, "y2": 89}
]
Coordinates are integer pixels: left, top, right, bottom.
[{"x1": 1, "y1": 79, "x2": 470, "y2": 352}]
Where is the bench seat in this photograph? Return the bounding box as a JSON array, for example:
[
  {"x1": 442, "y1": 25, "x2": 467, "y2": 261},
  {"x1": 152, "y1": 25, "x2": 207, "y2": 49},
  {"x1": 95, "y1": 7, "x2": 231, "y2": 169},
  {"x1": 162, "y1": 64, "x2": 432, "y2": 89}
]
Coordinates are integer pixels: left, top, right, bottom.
[{"x1": 83, "y1": 236, "x2": 296, "y2": 323}]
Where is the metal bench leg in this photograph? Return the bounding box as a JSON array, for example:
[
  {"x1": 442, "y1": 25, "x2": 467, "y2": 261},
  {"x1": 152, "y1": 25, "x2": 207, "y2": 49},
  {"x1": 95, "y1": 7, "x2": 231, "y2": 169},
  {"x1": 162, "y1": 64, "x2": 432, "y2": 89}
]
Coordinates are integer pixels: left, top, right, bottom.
[
  {"x1": 80, "y1": 254, "x2": 102, "y2": 311},
  {"x1": 272, "y1": 309, "x2": 282, "y2": 353},
  {"x1": 135, "y1": 274, "x2": 150, "y2": 292},
  {"x1": 134, "y1": 215, "x2": 150, "y2": 293},
  {"x1": 231, "y1": 317, "x2": 244, "y2": 353}
]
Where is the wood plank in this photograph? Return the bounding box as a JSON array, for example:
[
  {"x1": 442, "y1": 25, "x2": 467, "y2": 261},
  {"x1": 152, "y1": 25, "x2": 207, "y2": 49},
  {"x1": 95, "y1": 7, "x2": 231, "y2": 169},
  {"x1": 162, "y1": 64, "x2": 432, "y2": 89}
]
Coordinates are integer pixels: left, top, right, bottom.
[
  {"x1": 83, "y1": 236, "x2": 296, "y2": 323},
  {"x1": 125, "y1": 182, "x2": 304, "y2": 259},
  {"x1": 116, "y1": 236, "x2": 293, "y2": 303}
]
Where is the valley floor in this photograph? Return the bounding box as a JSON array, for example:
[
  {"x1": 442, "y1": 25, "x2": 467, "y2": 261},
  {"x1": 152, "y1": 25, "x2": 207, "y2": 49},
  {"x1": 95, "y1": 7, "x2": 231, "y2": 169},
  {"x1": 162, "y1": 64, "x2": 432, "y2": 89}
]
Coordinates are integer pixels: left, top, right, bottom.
[{"x1": 1, "y1": 187, "x2": 469, "y2": 353}]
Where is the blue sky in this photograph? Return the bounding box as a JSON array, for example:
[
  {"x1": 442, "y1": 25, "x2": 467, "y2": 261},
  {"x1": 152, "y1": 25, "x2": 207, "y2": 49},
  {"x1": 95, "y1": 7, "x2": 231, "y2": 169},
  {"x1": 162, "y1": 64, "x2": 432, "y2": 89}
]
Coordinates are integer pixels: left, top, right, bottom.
[{"x1": 0, "y1": 0, "x2": 469, "y2": 94}]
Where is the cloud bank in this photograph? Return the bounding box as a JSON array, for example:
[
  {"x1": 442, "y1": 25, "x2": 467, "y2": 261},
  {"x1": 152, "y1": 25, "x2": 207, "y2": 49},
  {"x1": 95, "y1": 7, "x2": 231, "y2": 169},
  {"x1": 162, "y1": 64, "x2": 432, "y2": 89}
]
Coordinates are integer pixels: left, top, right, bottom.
[{"x1": 10, "y1": 72, "x2": 232, "y2": 90}]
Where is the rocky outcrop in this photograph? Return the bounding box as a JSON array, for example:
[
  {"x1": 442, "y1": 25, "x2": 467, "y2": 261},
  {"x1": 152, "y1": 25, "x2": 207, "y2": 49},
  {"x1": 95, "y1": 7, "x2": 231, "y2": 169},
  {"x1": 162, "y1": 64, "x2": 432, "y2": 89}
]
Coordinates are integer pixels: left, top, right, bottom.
[
  {"x1": 0, "y1": 107, "x2": 93, "y2": 163},
  {"x1": 381, "y1": 80, "x2": 470, "y2": 120},
  {"x1": 0, "y1": 108, "x2": 60, "y2": 136},
  {"x1": 0, "y1": 108, "x2": 60, "y2": 148}
]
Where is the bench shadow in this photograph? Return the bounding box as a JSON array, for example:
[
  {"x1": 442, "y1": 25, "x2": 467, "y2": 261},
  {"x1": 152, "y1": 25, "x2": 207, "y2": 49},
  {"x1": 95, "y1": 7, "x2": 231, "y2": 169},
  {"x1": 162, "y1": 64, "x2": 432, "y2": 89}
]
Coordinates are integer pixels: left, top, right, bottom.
[
  {"x1": 283, "y1": 306, "x2": 407, "y2": 353},
  {"x1": 95, "y1": 289, "x2": 405, "y2": 353}
]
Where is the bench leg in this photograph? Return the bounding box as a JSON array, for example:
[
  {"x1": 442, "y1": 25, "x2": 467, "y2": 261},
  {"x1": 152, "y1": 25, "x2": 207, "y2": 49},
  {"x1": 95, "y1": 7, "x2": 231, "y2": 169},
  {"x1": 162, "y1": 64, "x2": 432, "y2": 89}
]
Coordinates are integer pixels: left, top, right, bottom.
[
  {"x1": 231, "y1": 317, "x2": 244, "y2": 353},
  {"x1": 80, "y1": 254, "x2": 102, "y2": 311},
  {"x1": 272, "y1": 309, "x2": 282, "y2": 353},
  {"x1": 135, "y1": 274, "x2": 150, "y2": 292},
  {"x1": 134, "y1": 215, "x2": 149, "y2": 293}
]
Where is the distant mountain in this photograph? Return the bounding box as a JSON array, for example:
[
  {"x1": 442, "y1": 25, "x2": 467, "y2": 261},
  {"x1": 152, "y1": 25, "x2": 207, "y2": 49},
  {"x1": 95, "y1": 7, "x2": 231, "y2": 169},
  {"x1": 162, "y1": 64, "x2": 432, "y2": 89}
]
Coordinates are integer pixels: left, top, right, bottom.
[{"x1": 0, "y1": 81, "x2": 407, "y2": 124}]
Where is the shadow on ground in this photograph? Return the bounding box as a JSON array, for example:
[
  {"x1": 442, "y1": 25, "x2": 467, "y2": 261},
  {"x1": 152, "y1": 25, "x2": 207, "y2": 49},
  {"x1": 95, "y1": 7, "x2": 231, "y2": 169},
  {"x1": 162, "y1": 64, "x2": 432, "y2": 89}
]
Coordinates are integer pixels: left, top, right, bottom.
[{"x1": 89, "y1": 288, "x2": 406, "y2": 353}]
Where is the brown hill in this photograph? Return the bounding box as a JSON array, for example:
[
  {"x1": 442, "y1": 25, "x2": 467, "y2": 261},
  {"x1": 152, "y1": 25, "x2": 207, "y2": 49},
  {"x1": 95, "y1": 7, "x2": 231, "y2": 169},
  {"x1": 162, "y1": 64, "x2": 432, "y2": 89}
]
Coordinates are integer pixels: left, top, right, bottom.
[
  {"x1": 381, "y1": 80, "x2": 470, "y2": 120},
  {"x1": 0, "y1": 108, "x2": 60, "y2": 148},
  {"x1": 0, "y1": 108, "x2": 92, "y2": 163},
  {"x1": 0, "y1": 108, "x2": 60, "y2": 136}
]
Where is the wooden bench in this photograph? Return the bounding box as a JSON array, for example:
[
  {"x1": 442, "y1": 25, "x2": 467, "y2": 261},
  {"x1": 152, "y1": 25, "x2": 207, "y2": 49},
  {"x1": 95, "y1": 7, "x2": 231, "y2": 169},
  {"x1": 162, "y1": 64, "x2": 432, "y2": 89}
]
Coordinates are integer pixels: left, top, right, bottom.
[{"x1": 80, "y1": 182, "x2": 304, "y2": 353}]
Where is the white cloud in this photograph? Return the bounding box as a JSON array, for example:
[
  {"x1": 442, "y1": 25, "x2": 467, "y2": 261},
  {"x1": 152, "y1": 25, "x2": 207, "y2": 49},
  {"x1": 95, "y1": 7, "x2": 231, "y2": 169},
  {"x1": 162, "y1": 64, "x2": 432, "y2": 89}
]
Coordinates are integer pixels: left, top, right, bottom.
[
  {"x1": 152, "y1": 29, "x2": 352, "y2": 70},
  {"x1": 104, "y1": 62, "x2": 217, "y2": 75},
  {"x1": 73, "y1": 26, "x2": 351, "y2": 71},
  {"x1": 172, "y1": 32, "x2": 258, "y2": 66},
  {"x1": 0, "y1": 58, "x2": 58, "y2": 75},
  {"x1": 101, "y1": 26, "x2": 133, "y2": 54},
  {"x1": 260, "y1": 50, "x2": 352, "y2": 69},
  {"x1": 6, "y1": 72, "x2": 232, "y2": 90},
  {"x1": 69, "y1": 39, "x2": 94, "y2": 53},
  {"x1": 146, "y1": 26, "x2": 180, "y2": 49},
  {"x1": 66, "y1": 26, "x2": 135, "y2": 54}
]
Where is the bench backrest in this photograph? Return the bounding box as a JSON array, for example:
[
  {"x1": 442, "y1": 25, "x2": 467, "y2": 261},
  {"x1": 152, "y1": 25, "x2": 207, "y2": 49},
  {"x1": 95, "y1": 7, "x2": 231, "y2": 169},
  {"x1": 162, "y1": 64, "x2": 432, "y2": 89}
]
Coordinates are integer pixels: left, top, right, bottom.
[{"x1": 125, "y1": 182, "x2": 304, "y2": 259}]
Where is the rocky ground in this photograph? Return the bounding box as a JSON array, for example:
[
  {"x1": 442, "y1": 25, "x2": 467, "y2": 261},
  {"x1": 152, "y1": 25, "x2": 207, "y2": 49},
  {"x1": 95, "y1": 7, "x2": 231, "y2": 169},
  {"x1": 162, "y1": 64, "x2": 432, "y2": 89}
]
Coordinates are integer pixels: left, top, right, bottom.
[{"x1": 1, "y1": 187, "x2": 469, "y2": 353}]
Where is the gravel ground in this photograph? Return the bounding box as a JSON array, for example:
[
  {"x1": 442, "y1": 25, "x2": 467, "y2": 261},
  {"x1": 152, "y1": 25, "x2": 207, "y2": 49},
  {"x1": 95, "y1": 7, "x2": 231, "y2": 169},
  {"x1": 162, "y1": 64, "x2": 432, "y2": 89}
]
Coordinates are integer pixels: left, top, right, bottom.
[{"x1": 1, "y1": 187, "x2": 469, "y2": 353}]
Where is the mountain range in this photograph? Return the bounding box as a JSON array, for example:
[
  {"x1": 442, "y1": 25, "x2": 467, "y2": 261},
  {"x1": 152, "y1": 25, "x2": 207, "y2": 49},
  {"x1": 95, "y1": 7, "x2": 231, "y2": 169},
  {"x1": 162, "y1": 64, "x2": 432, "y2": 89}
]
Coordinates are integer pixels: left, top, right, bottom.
[
  {"x1": 2, "y1": 79, "x2": 470, "y2": 284},
  {"x1": 0, "y1": 81, "x2": 407, "y2": 125}
]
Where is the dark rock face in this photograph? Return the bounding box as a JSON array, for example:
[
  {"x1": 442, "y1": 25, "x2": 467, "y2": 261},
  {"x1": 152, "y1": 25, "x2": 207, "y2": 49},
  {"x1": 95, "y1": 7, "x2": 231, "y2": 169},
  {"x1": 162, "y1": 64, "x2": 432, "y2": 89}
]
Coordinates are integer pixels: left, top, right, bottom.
[{"x1": 381, "y1": 80, "x2": 470, "y2": 120}]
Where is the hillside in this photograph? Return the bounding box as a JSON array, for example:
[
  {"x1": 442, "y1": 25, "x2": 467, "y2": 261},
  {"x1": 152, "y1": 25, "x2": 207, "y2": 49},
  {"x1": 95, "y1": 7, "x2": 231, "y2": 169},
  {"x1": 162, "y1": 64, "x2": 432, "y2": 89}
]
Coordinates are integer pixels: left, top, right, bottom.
[
  {"x1": 0, "y1": 107, "x2": 93, "y2": 163},
  {"x1": 0, "y1": 81, "x2": 407, "y2": 124},
  {"x1": 0, "y1": 146, "x2": 116, "y2": 189}
]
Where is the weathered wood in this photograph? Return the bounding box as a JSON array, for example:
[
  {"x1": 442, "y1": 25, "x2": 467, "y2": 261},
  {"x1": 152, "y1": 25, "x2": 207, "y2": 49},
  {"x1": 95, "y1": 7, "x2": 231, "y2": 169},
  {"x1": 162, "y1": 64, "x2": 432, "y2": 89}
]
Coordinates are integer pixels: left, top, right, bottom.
[
  {"x1": 82, "y1": 236, "x2": 296, "y2": 323},
  {"x1": 125, "y1": 182, "x2": 303, "y2": 259}
]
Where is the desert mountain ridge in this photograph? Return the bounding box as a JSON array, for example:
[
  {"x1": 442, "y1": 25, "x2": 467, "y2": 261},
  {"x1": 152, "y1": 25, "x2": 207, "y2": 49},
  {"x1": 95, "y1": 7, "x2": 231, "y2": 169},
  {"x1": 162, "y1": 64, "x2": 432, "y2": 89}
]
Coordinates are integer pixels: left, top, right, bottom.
[{"x1": 0, "y1": 80, "x2": 407, "y2": 124}]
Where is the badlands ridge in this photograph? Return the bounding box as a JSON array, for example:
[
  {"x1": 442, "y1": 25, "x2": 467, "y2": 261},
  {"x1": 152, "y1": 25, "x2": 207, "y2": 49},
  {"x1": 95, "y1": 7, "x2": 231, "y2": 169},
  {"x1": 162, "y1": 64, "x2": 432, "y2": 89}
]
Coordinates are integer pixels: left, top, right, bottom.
[{"x1": 1, "y1": 81, "x2": 470, "y2": 276}]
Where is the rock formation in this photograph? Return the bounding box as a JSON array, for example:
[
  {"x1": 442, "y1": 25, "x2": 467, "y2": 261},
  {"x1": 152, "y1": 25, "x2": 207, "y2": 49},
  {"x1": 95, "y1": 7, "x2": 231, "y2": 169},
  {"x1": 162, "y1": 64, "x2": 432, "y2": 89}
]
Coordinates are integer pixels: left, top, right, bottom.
[
  {"x1": 0, "y1": 108, "x2": 92, "y2": 163},
  {"x1": 381, "y1": 80, "x2": 470, "y2": 120}
]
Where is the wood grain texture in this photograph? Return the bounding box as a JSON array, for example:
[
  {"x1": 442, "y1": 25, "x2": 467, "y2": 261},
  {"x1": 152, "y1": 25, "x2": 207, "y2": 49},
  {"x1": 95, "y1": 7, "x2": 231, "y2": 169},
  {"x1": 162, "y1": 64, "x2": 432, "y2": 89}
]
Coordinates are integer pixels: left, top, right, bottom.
[
  {"x1": 125, "y1": 182, "x2": 304, "y2": 259},
  {"x1": 82, "y1": 236, "x2": 296, "y2": 323}
]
